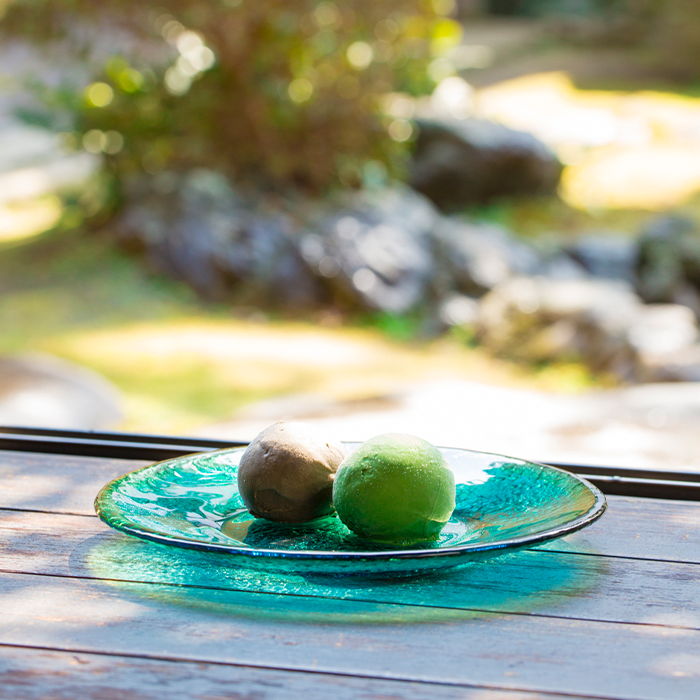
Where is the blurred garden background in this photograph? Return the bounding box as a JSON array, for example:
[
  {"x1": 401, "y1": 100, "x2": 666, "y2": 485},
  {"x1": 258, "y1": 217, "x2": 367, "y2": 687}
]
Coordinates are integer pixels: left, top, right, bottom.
[{"x1": 2, "y1": 0, "x2": 700, "y2": 469}]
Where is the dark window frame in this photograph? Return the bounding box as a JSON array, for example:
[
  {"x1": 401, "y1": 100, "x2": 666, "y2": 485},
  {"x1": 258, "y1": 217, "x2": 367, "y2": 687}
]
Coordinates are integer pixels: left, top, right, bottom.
[{"x1": 1, "y1": 425, "x2": 699, "y2": 501}]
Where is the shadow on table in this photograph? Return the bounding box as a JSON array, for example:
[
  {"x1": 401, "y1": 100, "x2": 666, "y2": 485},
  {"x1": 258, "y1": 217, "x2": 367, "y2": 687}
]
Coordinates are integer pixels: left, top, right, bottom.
[{"x1": 71, "y1": 531, "x2": 606, "y2": 626}]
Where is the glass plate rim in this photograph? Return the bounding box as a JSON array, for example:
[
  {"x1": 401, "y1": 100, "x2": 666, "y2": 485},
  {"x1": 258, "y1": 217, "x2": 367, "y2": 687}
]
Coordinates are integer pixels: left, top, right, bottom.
[{"x1": 94, "y1": 444, "x2": 608, "y2": 561}]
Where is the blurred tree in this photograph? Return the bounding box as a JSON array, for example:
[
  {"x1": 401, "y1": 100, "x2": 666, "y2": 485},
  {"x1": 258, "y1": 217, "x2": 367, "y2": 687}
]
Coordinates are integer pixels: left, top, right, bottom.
[{"x1": 2, "y1": 0, "x2": 460, "y2": 194}]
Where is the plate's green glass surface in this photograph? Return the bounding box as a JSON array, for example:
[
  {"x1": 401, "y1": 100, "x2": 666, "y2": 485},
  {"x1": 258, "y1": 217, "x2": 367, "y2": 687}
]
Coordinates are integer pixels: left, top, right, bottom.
[{"x1": 95, "y1": 445, "x2": 606, "y2": 575}]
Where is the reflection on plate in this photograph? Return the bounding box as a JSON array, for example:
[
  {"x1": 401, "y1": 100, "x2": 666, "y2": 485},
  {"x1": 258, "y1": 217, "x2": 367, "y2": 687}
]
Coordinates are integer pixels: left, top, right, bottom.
[{"x1": 94, "y1": 444, "x2": 606, "y2": 575}]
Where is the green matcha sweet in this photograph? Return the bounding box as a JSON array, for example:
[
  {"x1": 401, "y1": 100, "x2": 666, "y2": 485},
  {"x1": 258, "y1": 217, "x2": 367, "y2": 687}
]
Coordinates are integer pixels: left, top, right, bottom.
[{"x1": 332, "y1": 433, "x2": 456, "y2": 545}]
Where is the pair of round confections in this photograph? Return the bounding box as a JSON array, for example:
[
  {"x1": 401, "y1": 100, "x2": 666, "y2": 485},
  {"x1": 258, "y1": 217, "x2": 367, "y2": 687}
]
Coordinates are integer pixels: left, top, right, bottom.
[{"x1": 237, "y1": 422, "x2": 456, "y2": 545}]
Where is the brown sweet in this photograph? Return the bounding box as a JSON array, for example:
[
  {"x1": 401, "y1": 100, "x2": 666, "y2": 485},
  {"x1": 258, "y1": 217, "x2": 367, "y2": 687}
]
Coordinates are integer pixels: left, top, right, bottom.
[{"x1": 237, "y1": 421, "x2": 345, "y2": 523}]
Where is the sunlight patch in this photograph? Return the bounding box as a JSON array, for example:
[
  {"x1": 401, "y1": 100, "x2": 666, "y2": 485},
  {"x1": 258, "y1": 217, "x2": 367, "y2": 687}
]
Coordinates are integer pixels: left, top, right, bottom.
[
  {"x1": 476, "y1": 72, "x2": 700, "y2": 210},
  {"x1": 0, "y1": 196, "x2": 63, "y2": 243}
]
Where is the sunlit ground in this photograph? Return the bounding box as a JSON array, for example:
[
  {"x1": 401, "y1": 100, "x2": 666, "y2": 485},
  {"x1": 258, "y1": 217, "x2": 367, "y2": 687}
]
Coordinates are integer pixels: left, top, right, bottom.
[
  {"x1": 476, "y1": 71, "x2": 700, "y2": 210},
  {"x1": 53, "y1": 319, "x2": 580, "y2": 434},
  {"x1": 0, "y1": 228, "x2": 598, "y2": 434},
  {"x1": 0, "y1": 195, "x2": 63, "y2": 243}
]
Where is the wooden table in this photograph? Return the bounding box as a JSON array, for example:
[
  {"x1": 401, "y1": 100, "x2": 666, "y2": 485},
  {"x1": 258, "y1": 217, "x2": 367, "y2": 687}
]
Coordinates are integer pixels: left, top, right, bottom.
[{"x1": 2, "y1": 445, "x2": 700, "y2": 700}]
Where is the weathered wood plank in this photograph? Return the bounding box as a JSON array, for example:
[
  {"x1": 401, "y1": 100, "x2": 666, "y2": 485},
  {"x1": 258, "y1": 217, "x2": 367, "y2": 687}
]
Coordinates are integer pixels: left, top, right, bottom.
[
  {"x1": 0, "y1": 450, "x2": 148, "y2": 515},
  {"x1": 3, "y1": 450, "x2": 700, "y2": 700},
  {"x1": 1, "y1": 571, "x2": 700, "y2": 700},
  {"x1": 3, "y1": 450, "x2": 700, "y2": 564},
  {"x1": 540, "y1": 495, "x2": 700, "y2": 564},
  {"x1": 1, "y1": 510, "x2": 699, "y2": 631},
  {"x1": 0, "y1": 645, "x2": 598, "y2": 700}
]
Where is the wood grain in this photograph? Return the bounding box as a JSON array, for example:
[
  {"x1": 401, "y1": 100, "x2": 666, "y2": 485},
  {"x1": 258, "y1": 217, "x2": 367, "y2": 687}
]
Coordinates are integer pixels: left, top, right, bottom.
[
  {"x1": 1, "y1": 570, "x2": 700, "y2": 700},
  {"x1": 541, "y1": 495, "x2": 700, "y2": 564},
  {"x1": 1, "y1": 509, "x2": 699, "y2": 631},
  {"x1": 3, "y1": 449, "x2": 700, "y2": 700},
  {"x1": 0, "y1": 645, "x2": 596, "y2": 700},
  {"x1": 0, "y1": 450, "x2": 148, "y2": 515}
]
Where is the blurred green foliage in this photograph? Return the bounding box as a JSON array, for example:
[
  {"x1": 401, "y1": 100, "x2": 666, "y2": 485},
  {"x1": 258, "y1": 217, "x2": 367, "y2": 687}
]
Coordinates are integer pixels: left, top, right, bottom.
[{"x1": 2, "y1": 0, "x2": 463, "y2": 192}]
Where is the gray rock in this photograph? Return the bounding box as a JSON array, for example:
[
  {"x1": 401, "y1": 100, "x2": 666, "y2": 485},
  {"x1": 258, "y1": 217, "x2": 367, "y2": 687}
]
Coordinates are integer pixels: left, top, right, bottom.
[
  {"x1": 477, "y1": 276, "x2": 700, "y2": 382},
  {"x1": 438, "y1": 293, "x2": 480, "y2": 327},
  {"x1": 635, "y1": 214, "x2": 700, "y2": 305},
  {"x1": 116, "y1": 170, "x2": 324, "y2": 308},
  {"x1": 539, "y1": 253, "x2": 590, "y2": 280},
  {"x1": 566, "y1": 233, "x2": 639, "y2": 282},
  {"x1": 409, "y1": 117, "x2": 562, "y2": 209},
  {"x1": 433, "y1": 217, "x2": 541, "y2": 296},
  {"x1": 628, "y1": 304, "x2": 699, "y2": 356},
  {"x1": 477, "y1": 277, "x2": 643, "y2": 379},
  {"x1": 0, "y1": 353, "x2": 122, "y2": 429},
  {"x1": 305, "y1": 187, "x2": 439, "y2": 314},
  {"x1": 628, "y1": 304, "x2": 700, "y2": 382}
]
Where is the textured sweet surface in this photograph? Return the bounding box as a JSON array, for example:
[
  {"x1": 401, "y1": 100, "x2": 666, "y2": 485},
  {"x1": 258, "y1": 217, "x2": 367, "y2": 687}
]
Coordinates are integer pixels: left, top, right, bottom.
[
  {"x1": 237, "y1": 422, "x2": 345, "y2": 523},
  {"x1": 332, "y1": 433, "x2": 456, "y2": 545}
]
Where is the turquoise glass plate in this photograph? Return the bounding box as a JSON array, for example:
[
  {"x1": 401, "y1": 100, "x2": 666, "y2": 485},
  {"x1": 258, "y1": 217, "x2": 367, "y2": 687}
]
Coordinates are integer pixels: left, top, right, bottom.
[{"x1": 95, "y1": 445, "x2": 606, "y2": 575}]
